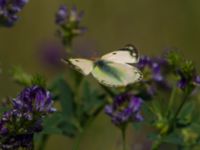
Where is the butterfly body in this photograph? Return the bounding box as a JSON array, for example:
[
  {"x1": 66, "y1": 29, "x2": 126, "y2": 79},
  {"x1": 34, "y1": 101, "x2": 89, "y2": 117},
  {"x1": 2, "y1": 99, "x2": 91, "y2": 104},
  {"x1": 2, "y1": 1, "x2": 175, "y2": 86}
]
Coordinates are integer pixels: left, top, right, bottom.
[{"x1": 62, "y1": 45, "x2": 143, "y2": 87}]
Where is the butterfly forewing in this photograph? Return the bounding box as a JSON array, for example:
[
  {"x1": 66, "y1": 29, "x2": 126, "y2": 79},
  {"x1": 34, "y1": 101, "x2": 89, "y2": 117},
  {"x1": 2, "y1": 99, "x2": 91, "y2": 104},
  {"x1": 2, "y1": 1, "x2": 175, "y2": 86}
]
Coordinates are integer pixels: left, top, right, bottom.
[{"x1": 64, "y1": 58, "x2": 94, "y2": 75}]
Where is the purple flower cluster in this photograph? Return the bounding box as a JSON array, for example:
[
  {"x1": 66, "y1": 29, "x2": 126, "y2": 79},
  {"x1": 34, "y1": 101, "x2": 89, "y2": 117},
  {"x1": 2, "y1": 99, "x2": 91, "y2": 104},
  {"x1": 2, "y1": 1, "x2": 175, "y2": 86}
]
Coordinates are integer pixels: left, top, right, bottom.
[
  {"x1": 137, "y1": 55, "x2": 171, "y2": 97},
  {"x1": 13, "y1": 86, "x2": 56, "y2": 114},
  {"x1": 0, "y1": 110, "x2": 36, "y2": 149},
  {"x1": 176, "y1": 65, "x2": 200, "y2": 90},
  {"x1": 55, "y1": 5, "x2": 67, "y2": 25},
  {"x1": 0, "y1": 86, "x2": 55, "y2": 149},
  {"x1": 138, "y1": 56, "x2": 167, "y2": 82},
  {"x1": 166, "y1": 50, "x2": 200, "y2": 90},
  {"x1": 55, "y1": 5, "x2": 84, "y2": 26},
  {"x1": 105, "y1": 93, "x2": 143, "y2": 126},
  {"x1": 137, "y1": 51, "x2": 200, "y2": 97},
  {"x1": 0, "y1": 0, "x2": 29, "y2": 27},
  {"x1": 0, "y1": 132, "x2": 34, "y2": 150},
  {"x1": 55, "y1": 5, "x2": 87, "y2": 45}
]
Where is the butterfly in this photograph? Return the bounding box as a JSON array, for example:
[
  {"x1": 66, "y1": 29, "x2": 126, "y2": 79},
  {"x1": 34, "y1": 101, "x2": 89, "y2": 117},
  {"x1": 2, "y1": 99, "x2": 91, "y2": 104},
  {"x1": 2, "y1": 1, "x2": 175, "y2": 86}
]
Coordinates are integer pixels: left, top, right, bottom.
[{"x1": 62, "y1": 45, "x2": 143, "y2": 87}]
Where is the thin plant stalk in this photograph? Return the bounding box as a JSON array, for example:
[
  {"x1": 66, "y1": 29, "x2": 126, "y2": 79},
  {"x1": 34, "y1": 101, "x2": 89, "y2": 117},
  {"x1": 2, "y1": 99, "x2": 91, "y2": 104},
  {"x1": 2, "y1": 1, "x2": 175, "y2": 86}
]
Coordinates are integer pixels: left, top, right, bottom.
[
  {"x1": 167, "y1": 86, "x2": 177, "y2": 116},
  {"x1": 72, "y1": 130, "x2": 85, "y2": 150},
  {"x1": 38, "y1": 134, "x2": 49, "y2": 150},
  {"x1": 120, "y1": 125, "x2": 127, "y2": 150},
  {"x1": 72, "y1": 114, "x2": 100, "y2": 150}
]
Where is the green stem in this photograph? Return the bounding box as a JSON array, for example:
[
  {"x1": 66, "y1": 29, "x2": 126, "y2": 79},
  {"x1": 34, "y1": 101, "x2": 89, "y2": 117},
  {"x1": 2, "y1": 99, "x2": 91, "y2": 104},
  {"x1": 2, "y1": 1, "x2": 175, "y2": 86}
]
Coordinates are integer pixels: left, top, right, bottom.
[
  {"x1": 121, "y1": 126, "x2": 127, "y2": 150},
  {"x1": 72, "y1": 130, "x2": 84, "y2": 150},
  {"x1": 167, "y1": 86, "x2": 177, "y2": 116},
  {"x1": 38, "y1": 134, "x2": 49, "y2": 150},
  {"x1": 171, "y1": 92, "x2": 189, "y2": 128},
  {"x1": 151, "y1": 139, "x2": 162, "y2": 150},
  {"x1": 72, "y1": 117, "x2": 95, "y2": 150}
]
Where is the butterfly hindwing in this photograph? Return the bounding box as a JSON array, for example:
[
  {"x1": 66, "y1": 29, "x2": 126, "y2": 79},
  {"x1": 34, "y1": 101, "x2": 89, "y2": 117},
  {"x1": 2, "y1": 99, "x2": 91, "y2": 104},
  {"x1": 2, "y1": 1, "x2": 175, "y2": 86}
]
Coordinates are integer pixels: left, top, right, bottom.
[
  {"x1": 101, "y1": 44, "x2": 139, "y2": 64},
  {"x1": 62, "y1": 58, "x2": 94, "y2": 75},
  {"x1": 91, "y1": 60, "x2": 142, "y2": 87}
]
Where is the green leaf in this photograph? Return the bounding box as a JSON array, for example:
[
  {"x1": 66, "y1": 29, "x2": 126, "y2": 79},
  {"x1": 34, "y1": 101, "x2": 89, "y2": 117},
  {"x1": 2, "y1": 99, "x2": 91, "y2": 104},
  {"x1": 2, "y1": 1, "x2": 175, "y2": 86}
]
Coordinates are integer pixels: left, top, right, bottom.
[
  {"x1": 40, "y1": 112, "x2": 64, "y2": 135},
  {"x1": 162, "y1": 133, "x2": 183, "y2": 145},
  {"x1": 166, "y1": 50, "x2": 183, "y2": 69},
  {"x1": 68, "y1": 69, "x2": 83, "y2": 88},
  {"x1": 42, "y1": 127, "x2": 62, "y2": 134},
  {"x1": 189, "y1": 123, "x2": 200, "y2": 134},
  {"x1": 50, "y1": 77, "x2": 79, "y2": 137},
  {"x1": 50, "y1": 76, "x2": 75, "y2": 118},
  {"x1": 0, "y1": 106, "x2": 9, "y2": 116},
  {"x1": 148, "y1": 132, "x2": 160, "y2": 141},
  {"x1": 58, "y1": 121, "x2": 78, "y2": 137},
  {"x1": 31, "y1": 74, "x2": 46, "y2": 88},
  {"x1": 178, "y1": 101, "x2": 194, "y2": 118},
  {"x1": 11, "y1": 66, "x2": 32, "y2": 86},
  {"x1": 177, "y1": 101, "x2": 194, "y2": 126},
  {"x1": 78, "y1": 80, "x2": 106, "y2": 116},
  {"x1": 43, "y1": 112, "x2": 64, "y2": 126}
]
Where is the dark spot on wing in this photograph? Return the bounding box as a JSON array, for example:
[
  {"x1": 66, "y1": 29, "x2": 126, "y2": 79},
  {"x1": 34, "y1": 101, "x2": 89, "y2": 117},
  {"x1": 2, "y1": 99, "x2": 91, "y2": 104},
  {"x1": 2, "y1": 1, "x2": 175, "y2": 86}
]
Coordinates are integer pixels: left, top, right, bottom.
[
  {"x1": 137, "y1": 72, "x2": 143, "y2": 81},
  {"x1": 118, "y1": 44, "x2": 139, "y2": 60},
  {"x1": 112, "y1": 52, "x2": 117, "y2": 55},
  {"x1": 75, "y1": 59, "x2": 79, "y2": 62}
]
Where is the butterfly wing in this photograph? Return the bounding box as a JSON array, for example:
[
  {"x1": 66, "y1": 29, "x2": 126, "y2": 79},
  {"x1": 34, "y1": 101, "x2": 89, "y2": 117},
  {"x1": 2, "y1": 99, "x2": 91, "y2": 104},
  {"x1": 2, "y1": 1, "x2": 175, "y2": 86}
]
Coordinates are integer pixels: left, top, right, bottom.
[
  {"x1": 62, "y1": 58, "x2": 94, "y2": 75},
  {"x1": 91, "y1": 61, "x2": 142, "y2": 87},
  {"x1": 101, "y1": 44, "x2": 139, "y2": 64}
]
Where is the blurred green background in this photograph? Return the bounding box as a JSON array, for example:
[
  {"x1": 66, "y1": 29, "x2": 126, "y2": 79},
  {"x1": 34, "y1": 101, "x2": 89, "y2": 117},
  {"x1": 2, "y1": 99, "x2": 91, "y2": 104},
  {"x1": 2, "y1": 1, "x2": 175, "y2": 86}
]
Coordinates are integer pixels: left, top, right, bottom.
[{"x1": 0, "y1": 0, "x2": 200, "y2": 149}]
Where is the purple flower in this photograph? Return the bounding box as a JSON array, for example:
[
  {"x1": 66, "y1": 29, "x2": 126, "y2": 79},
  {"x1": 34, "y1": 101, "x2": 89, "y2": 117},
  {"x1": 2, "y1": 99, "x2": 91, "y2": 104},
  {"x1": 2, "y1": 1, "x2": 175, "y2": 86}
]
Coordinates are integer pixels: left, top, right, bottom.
[
  {"x1": 13, "y1": 86, "x2": 56, "y2": 114},
  {"x1": 137, "y1": 55, "x2": 171, "y2": 97},
  {"x1": 0, "y1": 109, "x2": 36, "y2": 149},
  {"x1": 138, "y1": 50, "x2": 200, "y2": 99},
  {"x1": 195, "y1": 76, "x2": 200, "y2": 84},
  {"x1": 0, "y1": 133, "x2": 34, "y2": 150},
  {"x1": 0, "y1": 86, "x2": 55, "y2": 149},
  {"x1": 137, "y1": 56, "x2": 151, "y2": 69},
  {"x1": 55, "y1": 5, "x2": 84, "y2": 25},
  {"x1": 105, "y1": 93, "x2": 143, "y2": 126},
  {"x1": 0, "y1": 0, "x2": 29, "y2": 27},
  {"x1": 55, "y1": 5, "x2": 87, "y2": 45},
  {"x1": 70, "y1": 6, "x2": 84, "y2": 23},
  {"x1": 55, "y1": 5, "x2": 68, "y2": 25},
  {"x1": 177, "y1": 74, "x2": 200, "y2": 90},
  {"x1": 177, "y1": 78, "x2": 187, "y2": 89},
  {"x1": 176, "y1": 63, "x2": 200, "y2": 90}
]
